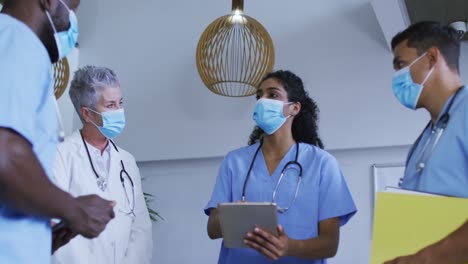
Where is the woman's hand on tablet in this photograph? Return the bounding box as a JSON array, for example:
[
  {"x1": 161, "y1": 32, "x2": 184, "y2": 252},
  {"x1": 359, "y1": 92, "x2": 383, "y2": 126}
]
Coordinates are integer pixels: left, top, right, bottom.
[{"x1": 244, "y1": 225, "x2": 290, "y2": 261}]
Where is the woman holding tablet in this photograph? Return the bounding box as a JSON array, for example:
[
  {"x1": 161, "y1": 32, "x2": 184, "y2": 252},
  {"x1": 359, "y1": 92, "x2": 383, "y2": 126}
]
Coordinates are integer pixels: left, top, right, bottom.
[{"x1": 204, "y1": 70, "x2": 357, "y2": 264}]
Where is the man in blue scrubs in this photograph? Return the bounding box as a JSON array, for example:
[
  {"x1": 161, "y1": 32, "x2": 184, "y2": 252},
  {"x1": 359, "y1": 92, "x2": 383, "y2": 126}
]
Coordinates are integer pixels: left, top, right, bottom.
[
  {"x1": 0, "y1": 1, "x2": 115, "y2": 263},
  {"x1": 386, "y1": 21, "x2": 468, "y2": 264}
]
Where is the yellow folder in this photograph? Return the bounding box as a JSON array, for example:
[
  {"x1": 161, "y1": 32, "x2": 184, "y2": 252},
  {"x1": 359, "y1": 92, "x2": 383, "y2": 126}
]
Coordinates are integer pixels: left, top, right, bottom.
[{"x1": 370, "y1": 192, "x2": 468, "y2": 264}]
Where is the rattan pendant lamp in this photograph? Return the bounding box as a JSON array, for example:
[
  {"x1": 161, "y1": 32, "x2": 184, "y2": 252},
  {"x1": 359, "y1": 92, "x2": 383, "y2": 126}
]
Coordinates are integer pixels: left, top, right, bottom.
[{"x1": 196, "y1": 0, "x2": 275, "y2": 97}]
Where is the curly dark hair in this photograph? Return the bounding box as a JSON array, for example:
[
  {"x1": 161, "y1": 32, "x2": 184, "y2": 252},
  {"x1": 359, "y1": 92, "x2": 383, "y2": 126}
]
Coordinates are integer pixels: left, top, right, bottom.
[{"x1": 248, "y1": 70, "x2": 324, "y2": 149}]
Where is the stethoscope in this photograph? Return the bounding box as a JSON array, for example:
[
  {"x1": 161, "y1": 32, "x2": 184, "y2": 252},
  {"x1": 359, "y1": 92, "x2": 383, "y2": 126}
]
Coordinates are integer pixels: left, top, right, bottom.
[
  {"x1": 400, "y1": 87, "x2": 464, "y2": 186},
  {"x1": 80, "y1": 131, "x2": 135, "y2": 216},
  {"x1": 241, "y1": 141, "x2": 303, "y2": 213}
]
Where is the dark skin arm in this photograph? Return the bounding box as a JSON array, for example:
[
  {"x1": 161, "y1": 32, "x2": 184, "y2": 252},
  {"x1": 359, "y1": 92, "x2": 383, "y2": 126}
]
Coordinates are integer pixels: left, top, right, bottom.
[
  {"x1": 207, "y1": 208, "x2": 222, "y2": 239},
  {"x1": 385, "y1": 220, "x2": 468, "y2": 264},
  {"x1": 244, "y1": 217, "x2": 340, "y2": 261},
  {"x1": 51, "y1": 223, "x2": 77, "y2": 253},
  {"x1": 0, "y1": 128, "x2": 77, "y2": 218},
  {"x1": 0, "y1": 128, "x2": 115, "y2": 239}
]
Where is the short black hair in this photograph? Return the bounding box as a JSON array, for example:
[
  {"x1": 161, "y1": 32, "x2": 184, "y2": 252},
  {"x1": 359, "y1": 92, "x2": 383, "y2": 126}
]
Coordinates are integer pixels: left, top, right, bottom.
[{"x1": 391, "y1": 21, "x2": 460, "y2": 73}]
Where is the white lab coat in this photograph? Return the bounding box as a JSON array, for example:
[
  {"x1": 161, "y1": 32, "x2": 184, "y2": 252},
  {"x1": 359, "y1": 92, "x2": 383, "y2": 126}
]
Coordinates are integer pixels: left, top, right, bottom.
[{"x1": 51, "y1": 130, "x2": 153, "y2": 264}]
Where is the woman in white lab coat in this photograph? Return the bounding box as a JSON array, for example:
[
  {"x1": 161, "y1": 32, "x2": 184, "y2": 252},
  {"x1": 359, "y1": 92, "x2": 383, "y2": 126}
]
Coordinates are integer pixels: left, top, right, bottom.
[{"x1": 52, "y1": 66, "x2": 153, "y2": 264}]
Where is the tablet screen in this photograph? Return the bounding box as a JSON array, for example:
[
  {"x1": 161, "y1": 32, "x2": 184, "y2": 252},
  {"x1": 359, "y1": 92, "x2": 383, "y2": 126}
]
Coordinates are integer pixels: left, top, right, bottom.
[{"x1": 218, "y1": 202, "x2": 278, "y2": 248}]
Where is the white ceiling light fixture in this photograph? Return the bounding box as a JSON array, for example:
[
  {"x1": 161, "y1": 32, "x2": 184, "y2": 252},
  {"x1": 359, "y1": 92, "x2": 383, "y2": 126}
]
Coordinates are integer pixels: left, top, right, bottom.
[{"x1": 449, "y1": 21, "x2": 467, "y2": 40}]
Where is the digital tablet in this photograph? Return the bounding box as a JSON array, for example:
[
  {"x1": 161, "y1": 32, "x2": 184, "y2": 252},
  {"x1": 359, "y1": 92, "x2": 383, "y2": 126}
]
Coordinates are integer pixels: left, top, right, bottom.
[{"x1": 218, "y1": 202, "x2": 278, "y2": 248}]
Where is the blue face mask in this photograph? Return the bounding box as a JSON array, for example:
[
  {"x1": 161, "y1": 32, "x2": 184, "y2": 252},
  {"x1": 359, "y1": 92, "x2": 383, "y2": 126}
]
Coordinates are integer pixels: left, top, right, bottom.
[
  {"x1": 88, "y1": 108, "x2": 126, "y2": 139},
  {"x1": 392, "y1": 52, "x2": 434, "y2": 109},
  {"x1": 253, "y1": 98, "x2": 292, "y2": 135},
  {"x1": 45, "y1": 0, "x2": 79, "y2": 61}
]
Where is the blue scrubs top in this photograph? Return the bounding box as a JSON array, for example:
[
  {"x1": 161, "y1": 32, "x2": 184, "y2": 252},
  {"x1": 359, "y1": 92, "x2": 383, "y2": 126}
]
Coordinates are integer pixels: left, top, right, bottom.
[
  {"x1": 0, "y1": 14, "x2": 58, "y2": 264},
  {"x1": 205, "y1": 142, "x2": 357, "y2": 264},
  {"x1": 402, "y1": 86, "x2": 468, "y2": 198}
]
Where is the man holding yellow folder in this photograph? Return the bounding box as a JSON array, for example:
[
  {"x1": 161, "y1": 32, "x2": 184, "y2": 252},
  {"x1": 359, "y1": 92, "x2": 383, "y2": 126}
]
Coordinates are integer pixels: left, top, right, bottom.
[{"x1": 385, "y1": 21, "x2": 468, "y2": 264}]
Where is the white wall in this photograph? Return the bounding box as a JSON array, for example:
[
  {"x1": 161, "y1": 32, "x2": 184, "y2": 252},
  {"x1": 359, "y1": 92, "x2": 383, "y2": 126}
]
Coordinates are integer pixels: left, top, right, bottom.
[
  {"x1": 140, "y1": 145, "x2": 410, "y2": 264},
  {"x1": 74, "y1": 0, "x2": 468, "y2": 162}
]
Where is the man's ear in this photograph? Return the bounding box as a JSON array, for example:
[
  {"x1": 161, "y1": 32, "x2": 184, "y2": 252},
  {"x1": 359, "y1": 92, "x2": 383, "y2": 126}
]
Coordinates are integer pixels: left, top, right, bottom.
[
  {"x1": 40, "y1": 0, "x2": 51, "y2": 11},
  {"x1": 426, "y1": 47, "x2": 440, "y2": 69},
  {"x1": 40, "y1": 0, "x2": 61, "y2": 13}
]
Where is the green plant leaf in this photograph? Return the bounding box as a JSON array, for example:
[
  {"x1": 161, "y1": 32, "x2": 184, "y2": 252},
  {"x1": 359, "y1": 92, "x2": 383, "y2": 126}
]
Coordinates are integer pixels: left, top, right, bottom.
[{"x1": 143, "y1": 192, "x2": 163, "y2": 222}]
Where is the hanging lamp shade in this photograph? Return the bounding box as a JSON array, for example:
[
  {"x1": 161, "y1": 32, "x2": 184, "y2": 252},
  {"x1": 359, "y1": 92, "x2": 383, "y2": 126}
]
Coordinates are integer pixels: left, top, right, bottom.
[
  {"x1": 196, "y1": 0, "x2": 275, "y2": 97},
  {"x1": 52, "y1": 57, "x2": 70, "y2": 99}
]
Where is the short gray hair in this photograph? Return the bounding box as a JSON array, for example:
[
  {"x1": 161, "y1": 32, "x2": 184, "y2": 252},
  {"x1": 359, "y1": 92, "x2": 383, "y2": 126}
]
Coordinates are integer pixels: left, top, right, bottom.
[{"x1": 69, "y1": 66, "x2": 120, "y2": 121}]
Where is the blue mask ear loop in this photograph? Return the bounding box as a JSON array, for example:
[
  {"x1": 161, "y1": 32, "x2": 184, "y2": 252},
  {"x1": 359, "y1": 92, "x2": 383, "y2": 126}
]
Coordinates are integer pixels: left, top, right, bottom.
[
  {"x1": 44, "y1": 9, "x2": 58, "y2": 34},
  {"x1": 284, "y1": 102, "x2": 294, "y2": 118},
  {"x1": 407, "y1": 52, "x2": 434, "y2": 86}
]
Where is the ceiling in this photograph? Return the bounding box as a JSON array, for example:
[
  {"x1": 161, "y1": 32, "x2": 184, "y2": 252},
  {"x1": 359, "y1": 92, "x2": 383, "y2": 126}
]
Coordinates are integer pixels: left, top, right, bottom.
[{"x1": 406, "y1": 0, "x2": 468, "y2": 40}]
